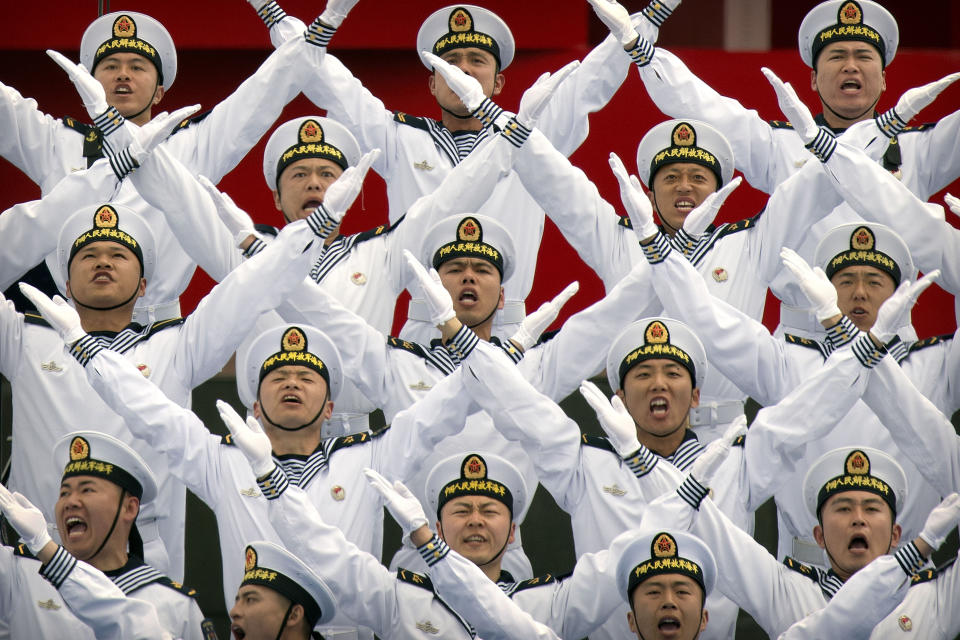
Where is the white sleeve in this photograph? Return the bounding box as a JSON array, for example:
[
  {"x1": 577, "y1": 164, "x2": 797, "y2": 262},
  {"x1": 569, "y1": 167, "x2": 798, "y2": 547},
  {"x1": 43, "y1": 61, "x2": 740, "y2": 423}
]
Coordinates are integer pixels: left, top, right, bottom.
[
  {"x1": 646, "y1": 237, "x2": 797, "y2": 404},
  {"x1": 822, "y1": 138, "x2": 960, "y2": 294},
  {"x1": 933, "y1": 547, "x2": 960, "y2": 636},
  {"x1": 637, "y1": 48, "x2": 796, "y2": 193},
  {"x1": 39, "y1": 546, "x2": 171, "y2": 640},
  {"x1": 161, "y1": 36, "x2": 305, "y2": 182},
  {"x1": 510, "y1": 127, "x2": 637, "y2": 288},
  {"x1": 0, "y1": 81, "x2": 61, "y2": 185},
  {"x1": 80, "y1": 347, "x2": 226, "y2": 505},
  {"x1": 863, "y1": 353, "x2": 960, "y2": 495},
  {"x1": 777, "y1": 554, "x2": 910, "y2": 640},
  {"x1": 520, "y1": 260, "x2": 658, "y2": 402},
  {"x1": 172, "y1": 220, "x2": 317, "y2": 388},
  {"x1": 130, "y1": 145, "x2": 242, "y2": 283},
  {"x1": 0, "y1": 161, "x2": 118, "y2": 290},
  {"x1": 0, "y1": 299, "x2": 23, "y2": 379},
  {"x1": 419, "y1": 536, "x2": 561, "y2": 640},
  {"x1": 266, "y1": 483, "x2": 400, "y2": 637},
  {"x1": 912, "y1": 108, "x2": 960, "y2": 199}
]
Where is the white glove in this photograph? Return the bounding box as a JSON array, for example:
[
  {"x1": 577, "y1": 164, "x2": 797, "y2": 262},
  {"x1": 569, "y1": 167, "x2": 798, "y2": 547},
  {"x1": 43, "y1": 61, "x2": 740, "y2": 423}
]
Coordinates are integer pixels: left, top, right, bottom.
[
  {"x1": 516, "y1": 61, "x2": 579, "y2": 128},
  {"x1": 127, "y1": 104, "x2": 202, "y2": 164},
  {"x1": 419, "y1": 51, "x2": 486, "y2": 113},
  {"x1": 404, "y1": 250, "x2": 455, "y2": 326},
  {"x1": 919, "y1": 492, "x2": 960, "y2": 550},
  {"x1": 780, "y1": 248, "x2": 840, "y2": 322},
  {"x1": 579, "y1": 381, "x2": 641, "y2": 457},
  {"x1": 761, "y1": 67, "x2": 820, "y2": 145},
  {"x1": 688, "y1": 433, "x2": 732, "y2": 488},
  {"x1": 510, "y1": 281, "x2": 579, "y2": 350},
  {"x1": 587, "y1": 0, "x2": 639, "y2": 45},
  {"x1": 216, "y1": 400, "x2": 275, "y2": 478},
  {"x1": 609, "y1": 152, "x2": 657, "y2": 240},
  {"x1": 892, "y1": 72, "x2": 960, "y2": 124},
  {"x1": 318, "y1": 0, "x2": 361, "y2": 28},
  {"x1": 197, "y1": 175, "x2": 263, "y2": 248},
  {"x1": 322, "y1": 148, "x2": 380, "y2": 219},
  {"x1": 681, "y1": 176, "x2": 742, "y2": 237},
  {"x1": 47, "y1": 50, "x2": 109, "y2": 118},
  {"x1": 18, "y1": 283, "x2": 87, "y2": 346},
  {"x1": 871, "y1": 270, "x2": 940, "y2": 344},
  {"x1": 364, "y1": 468, "x2": 428, "y2": 540},
  {"x1": 945, "y1": 193, "x2": 960, "y2": 217},
  {"x1": 0, "y1": 483, "x2": 52, "y2": 555}
]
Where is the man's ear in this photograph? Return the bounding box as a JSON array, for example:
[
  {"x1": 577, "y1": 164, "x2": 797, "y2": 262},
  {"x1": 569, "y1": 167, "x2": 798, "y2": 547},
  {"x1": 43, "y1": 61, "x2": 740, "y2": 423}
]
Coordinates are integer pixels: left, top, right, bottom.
[
  {"x1": 428, "y1": 72, "x2": 438, "y2": 98},
  {"x1": 497, "y1": 287, "x2": 505, "y2": 310},
  {"x1": 136, "y1": 277, "x2": 147, "y2": 299},
  {"x1": 813, "y1": 523, "x2": 826, "y2": 549},
  {"x1": 492, "y1": 72, "x2": 505, "y2": 97},
  {"x1": 152, "y1": 85, "x2": 165, "y2": 107},
  {"x1": 810, "y1": 68, "x2": 818, "y2": 93}
]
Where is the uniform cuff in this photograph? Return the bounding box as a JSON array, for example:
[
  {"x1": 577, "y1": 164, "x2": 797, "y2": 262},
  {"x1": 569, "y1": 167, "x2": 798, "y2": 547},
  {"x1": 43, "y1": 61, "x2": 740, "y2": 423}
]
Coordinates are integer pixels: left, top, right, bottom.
[
  {"x1": 417, "y1": 534, "x2": 450, "y2": 568},
  {"x1": 256, "y1": 1, "x2": 288, "y2": 30},
  {"x1": 39, "y1": 545, "x2": 77, "y2": 589},
  {"x1": 670, "y1": 228, "x2": 700, "y2": 257},
  {"x1": 243, "y1": 236, "x2": 267, "y2": 258},
  {"x1": 93, "y1": 106, "x2": 124, "y2": 138},
  {"x1": 305, "y1": 17, "x2": 336, "y2": 48},
  {"x1": 876, "y1": 108, "x2": 908, "y2": 139},
  {"x1": 305, "y1": 204, "x2": 339, "y2": 239},
  {"x1": 676, "y1": 474, "x2": 710, "y2": 510},
  {"x1": 895, "y1": 541, "x2": 924, "y2": 576},
  {"x1": 627, "y1": 37, "x2": 655, "y2": 67},
  {"x1": 852, "y1": 333, "x2": 887, "y2": 368},
  {"x1": 624, "y1": 445, "x2": 659, "y2": 479},
  {"x1": 256, "y1": 465, "x2": 288, "y2": 500},
  {"x1": 108, "y1": 147, "x2": 138, "y2": 181},
  {"x1": 641, "y1": 232, "x2": 673, "y2": 264},
  {"x1": 642, "y1": 0, "x2": 675, "y2": 27},
  {"x1": 498, "y1": 116, "x2": 532, "y2": 149},
  {"x1": 70, "y1": 335, "x2": 103, "y2": 367},
  {"x1": 824, "y1": 315, "x2": 858, "y2": 351},
  {"x1": 473, "y1": 98, "x2": 505, "y2": 130},
  {"x1": 445, "y1": 325, "x2": 480, "y2": 364},
  {"x1": 806, "y1": 127, "x2": 837, "y2": 162}
]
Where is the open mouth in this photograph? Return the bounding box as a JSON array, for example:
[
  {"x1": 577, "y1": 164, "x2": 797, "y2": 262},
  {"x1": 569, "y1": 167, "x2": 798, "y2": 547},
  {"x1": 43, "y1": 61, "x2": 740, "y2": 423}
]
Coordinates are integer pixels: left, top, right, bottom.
[
  {"x1": 674, "y1": 198, "x2": 696, "y2": 214},
  {"x1": 840, "y1": 79, "x2": 862, "y2": 92},
  {"x1": 650, "y1": 397, "x2": 669, "y2": 417},
  {"x1": 301, "y1": 199, "x2": 323, "y2": 214},
  {"x1": 458, "y1": 290, "x2": 478, "y2": 305},
  {"x1": 231, "y1": 625, "x2": 246, "y2": 639},
  {"x1": 65, "y1": 516, "x2": 88, "y2": 538},
  {"x1": 113, "y1": 85, "x2": 133, "y2": 96},
  {"x1": 657, "y1": 616, "x2": 681, "y2": 634},
  {"x1": 463, "y1": 534, "x2": 486, "y2": 545},
  {"x1": 848, "y1": 534, "x2": 869, "y2": 551},
  {"x1": 92, "y1": 270, "x2": 114, "y2": 283},
  {"x1": 281, "y1": 394, "x2": 302, "y2": 406}
]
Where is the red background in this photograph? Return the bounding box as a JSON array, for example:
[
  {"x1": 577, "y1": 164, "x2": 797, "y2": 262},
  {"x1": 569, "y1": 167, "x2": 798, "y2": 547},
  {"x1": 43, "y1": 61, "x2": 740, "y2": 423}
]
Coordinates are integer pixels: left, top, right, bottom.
[{"x1": 2, "y1": 0, "x2": 958, "y2": 337}]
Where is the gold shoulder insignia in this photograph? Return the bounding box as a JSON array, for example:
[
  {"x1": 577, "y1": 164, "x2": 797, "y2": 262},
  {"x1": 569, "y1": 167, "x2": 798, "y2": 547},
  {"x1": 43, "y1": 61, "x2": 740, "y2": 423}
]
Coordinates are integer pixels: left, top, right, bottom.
[
  {"x1": 782, "y1": 556, "x2": 817, "y2": 582},
  {"x1": 768, "y1": 120, "x2": 794, "y2": 130},
  {"x1": 581, "y1": 434, "x2": 617, "y2": 454},
  {"x1": 328, "y1": 431, "x2": 372, "y2": 456},
  {"x1": 513, "y1": 573, "x2": 556, "y2": 592},
  {"x1": 732, "y1": 434, "x2": 746, "y2": 447},
  {"x1": 908, "y1": 334, "x2": 951, "y2": 353},
  {"x1": 617, "y1": 215, "x2": 633, "y2": 229},
  {"x1": 910, "y1": 568, "x2": 937, "y2": 585},
  {"x1": 397, "y1": 568, "x2": 434, "y2": 591}
]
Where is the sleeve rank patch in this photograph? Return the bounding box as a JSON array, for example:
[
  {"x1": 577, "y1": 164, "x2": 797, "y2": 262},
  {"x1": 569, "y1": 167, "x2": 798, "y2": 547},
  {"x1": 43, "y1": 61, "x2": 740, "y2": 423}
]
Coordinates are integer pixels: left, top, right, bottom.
[
  {"x1": 254, "y1": 223, "x2": 280, "y2": 238},
  {"x1": 13, "y1": 543, "x2": 36, "y2": 559},
  {"x1": 768, "y1": 120, "x2": 795, "y2": 130},
  {"x1": 907, "y1": 334, "x2": 952, "y2": 353},
  {"x1": 512, "y1": 573, "x2": 556, "y2": 593},
  {"x1": 393, "y1": 111, "x2": 431, "y2": 132},
  {"x1": 783, "y1": 556, "x2": 817, "y2": 582},
  {"x1": 732, "y1": 434, "x2": 746, "y2": 447},
  {"x1": 156, "y1": 576, "x2": 200, "y2": 599},
  {"x1": 396, "y1": 568, "x2": 434, "y2": 591},
  {"x1": 617, "y1": 215, "x2": 633, "y2": 229},
  {"x1": 784, "y1": 334, "x2": 828, "y2": 359},
  {"x1": 168, "y1": 110, "x2": 212, "y2": 137},
  {"x1": 581, "y1": 433, "x2": 617, "y2": 454},
  {"x1": 328, "y1": 431, "x2": 373, "y2": 456},
  {"x1": 387, "y1": 336, "x2": 430, "y2": 360}
]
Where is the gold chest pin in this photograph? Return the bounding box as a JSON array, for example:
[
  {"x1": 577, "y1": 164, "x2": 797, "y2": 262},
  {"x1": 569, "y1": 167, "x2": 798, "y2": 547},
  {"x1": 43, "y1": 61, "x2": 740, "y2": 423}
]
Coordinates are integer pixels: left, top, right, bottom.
[
  {"x1": 331, "y1": 485, "x2": 345, "y2": 501},
  {"x1": 898, "y1": 615, "x2": 912, "y2": 631},
  {"x1": 414, "y1": 160, "x2": 434, "y2": 171},
  {"x1": 712, "y1": 267, "x2": 728, "y2": 282},
  {"x1": 350, "y1": 272, "x2": 367, "y2": 286}
]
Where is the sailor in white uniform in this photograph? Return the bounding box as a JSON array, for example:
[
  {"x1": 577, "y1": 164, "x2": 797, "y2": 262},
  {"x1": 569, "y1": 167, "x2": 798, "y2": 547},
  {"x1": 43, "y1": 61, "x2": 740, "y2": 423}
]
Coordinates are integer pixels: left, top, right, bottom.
[{"x1": 0, "y1": 432, "x2": 209, "y2": 639}]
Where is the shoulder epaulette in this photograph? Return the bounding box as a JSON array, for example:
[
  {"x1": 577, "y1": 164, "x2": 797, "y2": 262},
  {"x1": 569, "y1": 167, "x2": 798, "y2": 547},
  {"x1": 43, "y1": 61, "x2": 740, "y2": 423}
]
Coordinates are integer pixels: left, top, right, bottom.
[
  {"x1": 782, "y1": 556, "x2": 817, "y2": 582},
  {"x1": 353, "y1": 221, "x2": 396, "y2": 245},
  {"x1": 168, "y1": 110, "x2": 212, "y2": 137},
  {"x1": 396, "y1": 568, "x2": 434, "y2": 591},
  {"x1": 617, "y1": 215, "x2": 633, "y2": 229},
  {"x1": 387, "y1": 335, "x2": 430, "y2": 360},
  {"x1": 145, "y1": 317, "x2": 185, "y2": 337},
  {"x1": 784, "y1": 333, "x2": 828, "y2": 358},
  {"x1": 13, "y1": 543, "x2": 36, "y2": 559},
  {"x1": 393, "y1": 111, "x2": 431, "y2": 132},
  {"x1": 155, "y1": 576, "x2": 200, "y2": 599},
  {"x1": 732, "y1": 434, "x2": 746, "y2": 447},
  {"x1": 254, "y1": 223, "x2": 279, "y2": 238},
  {"x1": 907, "y1": 334, "x2": 952, "y2": 353},
  {"x1": 768, "y1": 120, "x2": 794, "y2": 130},
  {"x1": 910, "y1": 567, "x2": 939, "y2": 585},
  {"x1": 581, "y1": 433, "x2": 617, "y2": 454},
  {"x1": 23, "y1": 312, "x2": 50, "y2": 328},
  {"x1": 328, "y1": 431, "x2": 373, "y2": 456},
  {"x1": 220, "y1": 434, "x2": 237, "y2": 447},
  {"x1": 511, "y1": 573, "x2": 557, "y2": 593},
  {"x1": 535, "y1": 329, "x2": 560, "y2": 346},
  {"x1": 61, "y1": 116, "x2": 94, "y2": 136},
  {"x1": 715, "y1": 213, "x2": 760, "y2": 239},
  {"x1": 896, "y1": 122, "x2": 937, "y2": 134}
]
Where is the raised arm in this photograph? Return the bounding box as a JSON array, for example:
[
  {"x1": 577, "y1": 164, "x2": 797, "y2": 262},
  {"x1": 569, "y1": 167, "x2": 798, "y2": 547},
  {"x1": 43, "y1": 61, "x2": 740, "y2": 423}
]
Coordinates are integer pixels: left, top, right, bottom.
[{"x1": 0, "y1": 80, "x2": 62, "y2": 186}]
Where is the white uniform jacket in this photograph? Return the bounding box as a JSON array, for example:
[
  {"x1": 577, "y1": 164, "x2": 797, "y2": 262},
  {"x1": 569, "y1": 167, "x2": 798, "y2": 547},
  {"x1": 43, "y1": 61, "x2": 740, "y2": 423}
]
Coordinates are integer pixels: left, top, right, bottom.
[
  {"x1": 0, "y1": 36, "x2": 308, "y2": 322},
  {"x1": 635, "y1": 46, "x2": 960, "y2": 334},
  {"x1": 78, "y1": 339, "x2": 481, "y2": 617},
  {"x1": 0, "y1": 220, "x2": 317, "y2": 580},
  {"x1": 644, "y1": 235, "x2": 959, "y2": 562}
]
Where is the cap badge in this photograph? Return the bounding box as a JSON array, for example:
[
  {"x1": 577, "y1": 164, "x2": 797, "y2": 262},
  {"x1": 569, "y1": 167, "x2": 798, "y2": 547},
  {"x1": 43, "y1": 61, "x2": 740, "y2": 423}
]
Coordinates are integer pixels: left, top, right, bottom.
[
  {"x1": 299, "y1": 119, "x2": 324, "y2": 144},
  {"x1": 645, "y1": 320, "x2": 670, "y2": 345},
  {"x1": 94, "y1": 205, "x2": 119, "y2": 229},
  {"x1": 450, "y1": 8, "x2": 473, "y2": 32},
  {"x1": 845, "y1": 450, "x2": 870, "y2": 475},
  {"x1": 850, "y1": 226, "x2": 875, "y2": 251},
  {"x1": 838, "y1": 1, "x2": 863, "y2": 25},
  {"x1": 652, "y1": 532, "x2": 678, "y2": 558},
  {"x1": 281, "y1": 327, "x2": 307, "y2": 352},
  {"x1": 457, "y1": 217, "x2": 482, "y2": 242},
  {"x1": 69, "y1": 436, "x2": 90, "y2": 461},
  {"x1": 463, "y1": 454, "x2": 486, "y2": 480},
  {"x1": 113, "y1": 14, "x2": 136, "y2": 38},
  {"x1": 672, "y1": 123, "x2": 696, "y2": 147},
  {"x1": 244, "y1": 546, "x2": 257, "y2": 572}
]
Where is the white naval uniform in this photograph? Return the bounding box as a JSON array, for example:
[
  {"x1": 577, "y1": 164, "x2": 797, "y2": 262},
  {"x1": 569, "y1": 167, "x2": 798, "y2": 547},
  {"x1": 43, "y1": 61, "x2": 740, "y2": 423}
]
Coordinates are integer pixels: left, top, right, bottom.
[
  {"x1": 0, "y1": 543, "x2": 204, "y2": 639},
  {"x1": 510, "y1": 125, "x2": 857, "y2": 440},
  {"x1": 458, "y1": 325, "x2": 875, "y2": 640},
  {"x1": 644, "y1": 489, "x2": 960, "y2": 638},
  {"x1": 77, "y1": 341, "x2": 482, "y2": 628},
  {"x1": 0, "y1": 217, "x2": 317, "y2": 580},
  {"x1": 264, "y1": 462, "x2": 635, "y2": 640},
  {"x1": 289, "y1": 27, "x2": 635, "y2": 342},
  {"x1": 634, "y1": 46, "x2": 960, "y2": 336},
  {"x1": 644, "y1": 236, "x2": 960, "y2": 564},
  {"x1": 0, "y1": 35, "x2": 308, "y2": 323}
]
